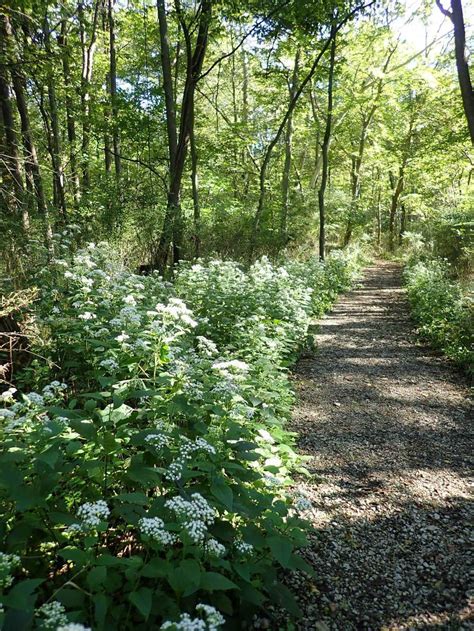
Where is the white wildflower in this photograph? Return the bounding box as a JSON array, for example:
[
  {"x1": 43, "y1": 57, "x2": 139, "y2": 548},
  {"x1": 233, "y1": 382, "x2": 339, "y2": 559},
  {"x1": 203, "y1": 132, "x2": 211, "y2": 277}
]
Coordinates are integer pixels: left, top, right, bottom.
[
  {"x1": 234, "y1": 539, "x2": 254, "y2": 555},
  {"x1": 139, "y1": 517, "x2": 176, "y2": 545},
  {"x1": 115, "y1": 332, "x2": 130, "y2": 343},
  {"x1": 36, "y1": 601, "x2": 68, "y2": 629},
  {"x1": 78, "y1": 312, "x2": 96, "y2": 321},
  {"x1": 165, "y1": 494, "x2": 215, "y2": 544},
  {"x1": 99, "y1": 358, "x2": 119, "y2": 372},
  {"x1": 0, "y1": 387, "x2": 16, "y2": 402},
  {"x1": 57, "y1": 624, "x2": 92, "y2": 631},
  {"x1": 27, "y1": 392, "x2": 44, "y2": 406},
  {"x1": 204, "y1": 538, "x2": 226, "y2": 557},
  {"x1": 145, "y1": 433, "x2": 170, "y2": 449},
  {"x1": 0, "y1": 552, "x2": 21, "y2": 588},
  {"x1": 75, "y1": 500, "x2": 110, "y2": 529}
]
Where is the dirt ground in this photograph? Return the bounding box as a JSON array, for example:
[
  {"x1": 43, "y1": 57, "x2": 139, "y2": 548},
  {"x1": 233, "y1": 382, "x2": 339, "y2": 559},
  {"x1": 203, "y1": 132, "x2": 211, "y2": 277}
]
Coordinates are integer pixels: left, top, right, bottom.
[{"x1": 287, "y1": 262, "x2": 473, "y2": 631}]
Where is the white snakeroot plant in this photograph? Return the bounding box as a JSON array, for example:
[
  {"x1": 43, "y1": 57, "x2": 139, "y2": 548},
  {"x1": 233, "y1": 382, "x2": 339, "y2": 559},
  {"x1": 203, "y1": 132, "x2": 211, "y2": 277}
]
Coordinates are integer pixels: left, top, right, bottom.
[
  {"x1": 204, "y1": 538, "x2": 226, "y2": 557},
  {"x1": 234, "y1": 539, "x2": 254, "y2": 555},
  {"x1": 0, "y1": 552, "x2": 21, "y2": 588},
  {"x1": 165, "y1": 493, "x2": 215, "y2": 544},
  {"x1": 36, "y1": 601, "x2": 68, "y2": 629},
  {"x1": 161, "y1": 603, "x2": 225, "y2": 630},
  {"x1": 139, "y1": 517, "x2": 177, "y2": 545},
  {"x1": 68, "y1": 501, "x2": 110, "y2": 532}
]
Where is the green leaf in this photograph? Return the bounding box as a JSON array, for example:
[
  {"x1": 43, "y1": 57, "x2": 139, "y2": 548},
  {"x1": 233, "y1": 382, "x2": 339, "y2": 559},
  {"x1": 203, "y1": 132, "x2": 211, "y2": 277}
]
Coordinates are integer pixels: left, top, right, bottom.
[
  {"x1": 129, "y1": 587, "x2": 152, "y2": 620},
  {"x1": 94, "y1": 593, "x2": 108, "y2": 630},
  {"x1": 200, "y1": 572, "x2": 238, "y2": 592},
  {"x1": 2, "y1": 578, "x2": 44, "y2": 610},
  {"x1": 168, "y1": 560, "x2": 201, "y2": 596},
  {"x1": 210, "y1": 478, "x2": 233, "y2": 510},
  {"x1": 87, "y1": 566, "x2": 107, "y2": 591},
  {"x1": 268, "y1": 536, "x2": 293, "y2": 567}
]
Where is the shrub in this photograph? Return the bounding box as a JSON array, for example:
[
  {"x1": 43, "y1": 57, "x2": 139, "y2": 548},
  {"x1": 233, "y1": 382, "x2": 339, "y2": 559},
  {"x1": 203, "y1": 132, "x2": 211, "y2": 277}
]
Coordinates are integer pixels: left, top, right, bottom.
[
  {"x1": 0, "y1": 245, "x2": 363, "y2": 630},
  {"x1": 404, "y1": 259, "x2": 473, "y2": 376}
]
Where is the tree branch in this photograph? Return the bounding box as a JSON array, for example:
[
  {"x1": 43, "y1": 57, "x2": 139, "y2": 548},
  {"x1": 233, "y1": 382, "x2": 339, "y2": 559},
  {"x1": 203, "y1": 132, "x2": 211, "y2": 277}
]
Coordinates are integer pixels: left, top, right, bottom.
[{"x1": 198, "y1": 0, "x2": 290, "y2": 81}]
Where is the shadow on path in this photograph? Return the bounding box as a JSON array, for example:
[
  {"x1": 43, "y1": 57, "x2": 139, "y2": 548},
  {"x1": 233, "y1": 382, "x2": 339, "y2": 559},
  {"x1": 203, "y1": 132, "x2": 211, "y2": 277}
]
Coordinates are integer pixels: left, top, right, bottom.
[{"x1": 287, "y1": 262, "x2": 473, "y2": 630}]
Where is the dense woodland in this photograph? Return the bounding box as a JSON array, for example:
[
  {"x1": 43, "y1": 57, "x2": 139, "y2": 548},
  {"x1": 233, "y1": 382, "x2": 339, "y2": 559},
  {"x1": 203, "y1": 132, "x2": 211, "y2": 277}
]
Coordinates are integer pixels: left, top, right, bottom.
[{"x1": 0, "y1": 0, "x2": 472, "y2": 629}]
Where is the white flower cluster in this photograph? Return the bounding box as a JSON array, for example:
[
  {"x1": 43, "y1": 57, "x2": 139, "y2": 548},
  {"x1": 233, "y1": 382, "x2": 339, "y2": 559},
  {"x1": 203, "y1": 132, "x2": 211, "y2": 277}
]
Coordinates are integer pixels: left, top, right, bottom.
[
  {"x1": 36, "y1": 601, "x2": 68, "y2": 629},
  {"x1": 27, "y1": 392, "x2": 45, "y2": 407},
  {"x1": 145, "y1": 433, "x2": 171, "y2": 450},
  {"x1": 42, "y1": 381, "x2": 67, "y2": 401},
  {"x1": 68, "y1": 500, "x2": 110, "y2": 532},
  {"x1": 115, "y1": 332, "x2": 130, "y2": 343},
  {"x1": 139, "y1": 516, "x2": 177, "y2": 545},
  {"x1": 154, "y1": 298, "x2": 198, "y2": 329},
  {"x1": 165, "y1": 493, "x2": 215, "y2": 544},
  {"x1": 211, "y1": 360, "x2": 249, "y2": 379},
  {"x1": 196, "y1": 336, "x2": 218, "y2": 357},
  {"x1": 99, "y1": 358, "x2": 119, "y2": 372},
  {"x1": 165, "y1": 436, "x2": 216, "y2": 482},
  {"x1": 119, "y1": 306, "x2": 141, "y2": 326},
  {"x1": 78, "y1": 311, "x2": 96, "y2": 320},
  {"x1": 0, "y1": 552, "x2": 20, "y2": 588},
  {"x1": 204, "y1": 538, "x2": 226, "y2": 557},
  {"x1": 0, "y1": 387, "x2": 16, "y2": 402},
  {"x1": 57, "y1": 623, "x2": 92, "y2": 631},
  {"x1": 161, "y1": 603, "x2": 224, "y2": 631},
  {"x1": 234, "y1": 539, "x2": 254, "y2": 555}
]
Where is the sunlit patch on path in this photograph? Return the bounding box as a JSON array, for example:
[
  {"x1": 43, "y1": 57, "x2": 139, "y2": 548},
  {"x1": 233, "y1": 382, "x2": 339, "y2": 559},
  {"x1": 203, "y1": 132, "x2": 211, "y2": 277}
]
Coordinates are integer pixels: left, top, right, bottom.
[{"x1": 288, "y1": 262, "x2": 473, "y2": 630}]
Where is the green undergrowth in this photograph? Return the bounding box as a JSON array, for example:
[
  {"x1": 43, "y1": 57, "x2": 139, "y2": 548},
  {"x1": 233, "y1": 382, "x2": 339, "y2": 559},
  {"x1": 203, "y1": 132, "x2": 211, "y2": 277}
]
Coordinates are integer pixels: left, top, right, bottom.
[
  {"x1": 404, "y1": 259, "x2": 473, "y2": 378},
  {"x1": 0, "y1": 243, "x2": 365, "y2": 630}
]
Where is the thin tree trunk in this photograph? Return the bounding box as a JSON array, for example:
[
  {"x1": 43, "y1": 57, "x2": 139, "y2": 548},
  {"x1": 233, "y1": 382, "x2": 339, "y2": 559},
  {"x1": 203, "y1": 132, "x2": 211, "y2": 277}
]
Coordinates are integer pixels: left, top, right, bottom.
[
  {"x1": 280, "y1": 46, "x2": 300, "y2": 246},
  {"x1": 399, "y1": 202, "x2": 406, "y2": 245},
  {"x1": 108, "y1": 0, "x2": 121, "y2": 176},
  {"x1": 318, "y1": 32, "x2": 336, "y2": 261},
  {"x1": 44, "y1": 15, "x2": 67, "y2": 218},
  {"x1": 190, "y1": 120, "x2": 200, "y2": 258},
  {"x1": 59, "y1": 19, "x2": 81, "y2": 206},
  {"x1": 389, "y1": 166, "x2": 404, "y2": 251},
  {"x1": 79, "y1": 0, "x2": 100, "y2": 190}
]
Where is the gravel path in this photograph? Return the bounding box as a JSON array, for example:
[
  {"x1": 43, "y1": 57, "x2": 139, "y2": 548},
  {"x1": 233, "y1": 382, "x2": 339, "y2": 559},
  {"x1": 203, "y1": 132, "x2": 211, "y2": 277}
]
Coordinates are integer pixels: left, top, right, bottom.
[{"x1": 288, "y1": 262, "x2": 473, "y2": 631}]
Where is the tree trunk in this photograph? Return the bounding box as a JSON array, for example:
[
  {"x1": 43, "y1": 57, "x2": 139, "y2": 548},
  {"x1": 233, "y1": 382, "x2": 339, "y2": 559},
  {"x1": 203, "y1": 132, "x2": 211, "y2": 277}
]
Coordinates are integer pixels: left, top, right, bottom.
[
  {"x1": 59, "y1": 19, "x2": 81, "y2": 206},
  {"x1": 280, "y1": 46, "x2": 300, "y2": 246},
  {"x1": 437, "y1": 0, "x2": 474, "y2": 143},
  {"x1": 343, "y1": 44, "x2": 397, "y2": 245},
  {"x1": 190, "y1": 121, "x2": 200, "y2": 258},
  {"x1": 2, "y1": 14, "x2": 48, "y2": 235},
  {"x1": 0, "y1": 45, "x2": 26, "y2": 229},
  {"x1": 389, "y1": 166, "x2": 404, "y2": 251},
  {"x1": 44, "y1": 15, "x2": 67, "y2": 218},
  {"x1": 108, "y1": 0, "x2": 121, "y2": 176},
  {"x1": 79, "y1": 0, "x2": 100, "y2": 190},
  {"x1": 154, "y1": 0, "x2": 211, "y2": 271},
  {"x1": 318, "y1": 33, "x2": 336, "y2": 261},
  {"x1": 399, "y1": 202, "x2": 406, "y2": 245}
]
